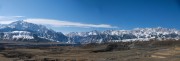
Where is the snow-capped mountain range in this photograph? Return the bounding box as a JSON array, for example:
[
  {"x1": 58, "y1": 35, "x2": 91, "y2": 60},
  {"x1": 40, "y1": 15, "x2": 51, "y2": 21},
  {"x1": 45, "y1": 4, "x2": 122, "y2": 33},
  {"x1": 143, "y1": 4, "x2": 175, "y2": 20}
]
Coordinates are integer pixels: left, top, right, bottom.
[
  {"x1": 0, "y1": 20, "x2": 68, "y2": 42},
  {"x1": 0, "y1": 20, "x2": 180, "y2": 44},
  {"x1": 66, "y1": 27, "x2": 180, "y2": 44}
]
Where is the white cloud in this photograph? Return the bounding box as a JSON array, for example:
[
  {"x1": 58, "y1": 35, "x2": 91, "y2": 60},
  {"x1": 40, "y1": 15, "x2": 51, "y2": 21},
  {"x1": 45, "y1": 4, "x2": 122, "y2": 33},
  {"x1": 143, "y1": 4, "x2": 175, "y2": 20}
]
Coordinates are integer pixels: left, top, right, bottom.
[
  {"x1": 0, "y1": 16, "x2": 25, "y2": 24},
  {"x1": 12, "y1": 16, "x2": 25, "y2": 18},
  {"x1": 0, "y1": 16, "x2": 25, "y2": 19},
  {"x1": 0, "y1": 16, "x2": 118, "y2": 28},
  {"x1": 24, "y1": 18, "x2": 118, "y2": 28}
]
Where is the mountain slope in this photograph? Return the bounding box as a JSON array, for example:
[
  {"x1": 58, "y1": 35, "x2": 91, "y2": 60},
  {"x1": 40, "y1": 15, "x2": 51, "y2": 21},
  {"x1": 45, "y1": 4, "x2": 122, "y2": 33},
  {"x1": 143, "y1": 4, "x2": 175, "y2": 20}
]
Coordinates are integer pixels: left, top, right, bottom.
[
  {"x1": 0, "y1": 20, "x2": 68, "y2": 42},
  {"x1": 0, "y1": 20, "x2": 180, "y2": 44},
  {"x1": 66, "y1": 27, "x2": 180, "y2": 44}
]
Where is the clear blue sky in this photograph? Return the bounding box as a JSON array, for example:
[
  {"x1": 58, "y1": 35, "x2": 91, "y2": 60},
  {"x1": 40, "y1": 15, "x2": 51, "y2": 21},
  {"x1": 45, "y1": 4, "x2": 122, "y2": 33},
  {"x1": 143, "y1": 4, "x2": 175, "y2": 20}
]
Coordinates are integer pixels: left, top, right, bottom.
[{"x1": 0, "y1": 0, "x2": 180, "y2": 33}]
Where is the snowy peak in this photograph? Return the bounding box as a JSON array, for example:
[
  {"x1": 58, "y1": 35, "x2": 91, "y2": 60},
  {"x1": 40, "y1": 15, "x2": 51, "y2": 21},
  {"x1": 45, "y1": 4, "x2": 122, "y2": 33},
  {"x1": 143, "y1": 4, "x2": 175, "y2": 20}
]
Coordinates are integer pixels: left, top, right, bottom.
[
  {"x1": 9, "y1": 20, "x2": 50, "y2": 32},
  {"x1": 66, "y1": 30, "x2": 101, "y2": 37},
  {"x1": 0, "y1": 20, "x2": 68, "y2": 42},
  {"x1": 133, "y1": 27, "x2": 177, "y2": 33},
  {"x1": 66, "y1": 27, "x2": 180, "y2": 43},
  {"x1": 9, "y1": 20, "x2": 30, "y2": 28},
  {"x1": 10, "y1": 20, "x2": 26, "y2": 25},
  {"x1": 0, "y1": 20, "x2": 180, "y2": 44},
  {"x1": 67, "y1": 27, "x2": 180, "y2": 36}
]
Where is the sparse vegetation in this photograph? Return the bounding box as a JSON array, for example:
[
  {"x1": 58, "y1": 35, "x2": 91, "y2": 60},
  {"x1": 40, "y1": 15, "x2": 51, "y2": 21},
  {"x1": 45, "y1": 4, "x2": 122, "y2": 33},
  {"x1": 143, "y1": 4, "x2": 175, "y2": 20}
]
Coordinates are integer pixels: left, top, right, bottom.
[{"x1": 0, "y1": 39, "x2": 180, "y2": 61}]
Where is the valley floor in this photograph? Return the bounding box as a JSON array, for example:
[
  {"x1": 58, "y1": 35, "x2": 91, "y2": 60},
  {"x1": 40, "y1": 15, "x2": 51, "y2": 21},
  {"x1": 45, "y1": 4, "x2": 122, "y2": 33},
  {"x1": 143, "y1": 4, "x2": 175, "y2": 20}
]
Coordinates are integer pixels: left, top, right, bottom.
[{"x1": 0, "y1": 43, "x2": 180, "y2": 61}]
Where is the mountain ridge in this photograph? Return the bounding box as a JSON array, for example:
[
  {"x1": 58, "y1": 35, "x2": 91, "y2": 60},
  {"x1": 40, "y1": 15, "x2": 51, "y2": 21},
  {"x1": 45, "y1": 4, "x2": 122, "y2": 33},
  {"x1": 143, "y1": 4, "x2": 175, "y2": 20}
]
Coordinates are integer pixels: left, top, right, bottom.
[
  {"x1": 0, "y1": 20, "x2": 68, "y2": 42},
  {"x1": 0, "y1": 20, "x2": 180, "y2": 44},
  {"x1": 66, "y1": 27, "x2": 180, "y2": 44}
]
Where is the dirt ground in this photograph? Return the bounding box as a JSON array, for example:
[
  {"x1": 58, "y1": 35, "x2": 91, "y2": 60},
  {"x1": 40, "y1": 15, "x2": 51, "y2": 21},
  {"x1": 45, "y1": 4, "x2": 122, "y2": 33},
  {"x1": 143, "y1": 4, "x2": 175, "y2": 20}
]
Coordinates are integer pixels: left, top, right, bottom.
[{"x1": 0, "y1": 44, "x2": 180, "y2": 61}]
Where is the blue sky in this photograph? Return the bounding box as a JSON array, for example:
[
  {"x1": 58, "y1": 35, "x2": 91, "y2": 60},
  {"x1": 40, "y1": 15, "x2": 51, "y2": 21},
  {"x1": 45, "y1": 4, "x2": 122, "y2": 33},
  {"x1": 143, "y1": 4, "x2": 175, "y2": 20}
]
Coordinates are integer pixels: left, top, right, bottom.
[{"x1": 0, "y1": 0, "x2": 180, "y2": 33}]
